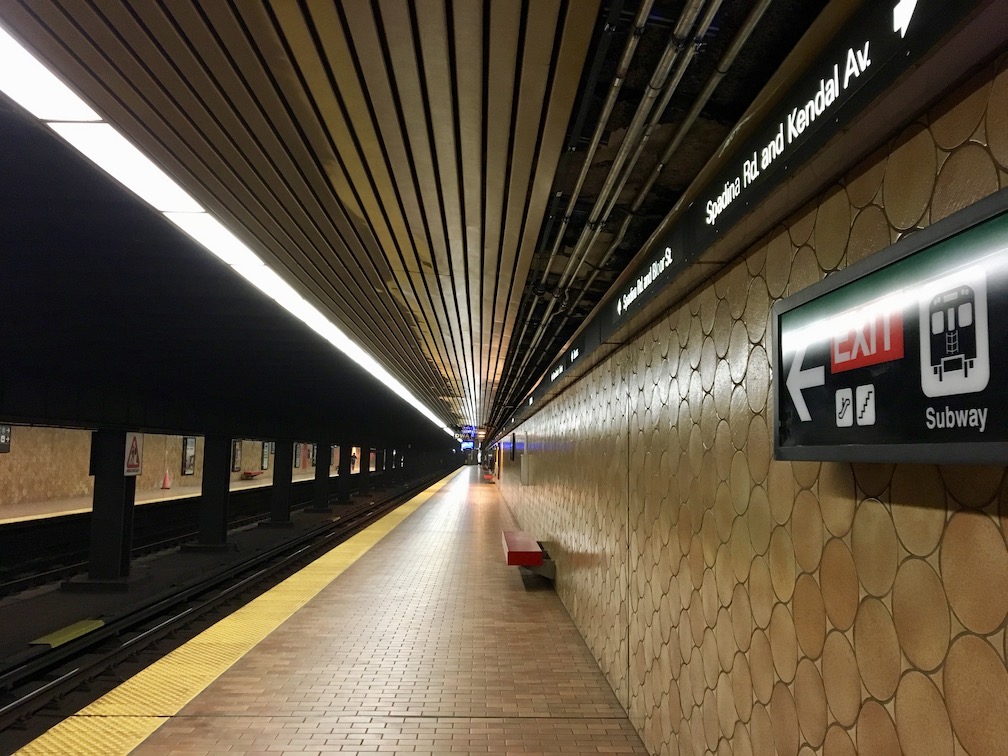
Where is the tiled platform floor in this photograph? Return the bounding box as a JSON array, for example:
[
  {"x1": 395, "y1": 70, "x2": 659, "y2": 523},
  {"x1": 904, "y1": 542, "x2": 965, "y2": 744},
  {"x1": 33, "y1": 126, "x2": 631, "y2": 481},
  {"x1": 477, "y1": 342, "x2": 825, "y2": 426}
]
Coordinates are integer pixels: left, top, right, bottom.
[{"x1": 124, "y1": 467, "x2": 645, "y2": 754}]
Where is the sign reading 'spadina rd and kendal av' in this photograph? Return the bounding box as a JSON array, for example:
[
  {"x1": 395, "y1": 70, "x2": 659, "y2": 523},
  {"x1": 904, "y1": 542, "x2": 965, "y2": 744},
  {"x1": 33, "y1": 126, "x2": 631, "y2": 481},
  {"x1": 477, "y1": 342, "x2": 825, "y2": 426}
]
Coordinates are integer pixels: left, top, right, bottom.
[
  {"x1": 773, "y1": 190, "x2": 1008, "y2": 464},
  {"x1": 501, "y1": 0, "x2": 986, "y2": 437}
]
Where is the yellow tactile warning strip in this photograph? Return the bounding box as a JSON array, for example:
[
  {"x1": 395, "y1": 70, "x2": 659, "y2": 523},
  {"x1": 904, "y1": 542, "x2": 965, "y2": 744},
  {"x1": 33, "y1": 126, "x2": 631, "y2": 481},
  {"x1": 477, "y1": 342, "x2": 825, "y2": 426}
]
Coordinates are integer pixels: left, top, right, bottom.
[
  {"x1": 29, "y1": 619, "x2": 105, "y2": 648},
  {"x1": 16, "y1": 472, "x2": 457, "y2": 756}
]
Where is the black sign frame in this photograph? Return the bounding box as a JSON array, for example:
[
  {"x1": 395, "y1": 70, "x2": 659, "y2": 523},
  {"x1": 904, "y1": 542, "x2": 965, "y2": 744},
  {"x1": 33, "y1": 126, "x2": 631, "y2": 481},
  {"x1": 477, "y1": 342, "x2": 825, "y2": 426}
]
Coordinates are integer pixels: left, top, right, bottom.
[{"x1": 772, "y1": 188, "x2": 1008, "y2": 465}]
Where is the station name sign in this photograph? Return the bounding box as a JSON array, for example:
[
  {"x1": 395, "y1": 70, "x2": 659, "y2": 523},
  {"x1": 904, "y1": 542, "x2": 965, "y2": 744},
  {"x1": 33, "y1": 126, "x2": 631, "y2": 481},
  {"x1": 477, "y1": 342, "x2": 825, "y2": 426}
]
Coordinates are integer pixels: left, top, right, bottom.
[
  {"x1": 504, "y1": 0, "x2": 983, "y2": 437},
  {"x1": 705, "y1": 41, "x2": 872, "y2": 227},
  {"x1": 607, "y1": 0, "x2": 980, "y2": 333},
  {"x1": 772, "y1": 191, "x2": 1008, "y2": 464}
]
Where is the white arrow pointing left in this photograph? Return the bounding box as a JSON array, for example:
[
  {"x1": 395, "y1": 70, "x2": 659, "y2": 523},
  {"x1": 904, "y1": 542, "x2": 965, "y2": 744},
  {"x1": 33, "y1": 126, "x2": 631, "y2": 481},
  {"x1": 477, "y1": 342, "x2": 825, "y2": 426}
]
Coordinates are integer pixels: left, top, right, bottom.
[
  {"x1": 786, "y1": 345, "x2": 825, "y2": 422},
  {"x1": 893, "y1": 0, "x2": 918, "y2": 38}
]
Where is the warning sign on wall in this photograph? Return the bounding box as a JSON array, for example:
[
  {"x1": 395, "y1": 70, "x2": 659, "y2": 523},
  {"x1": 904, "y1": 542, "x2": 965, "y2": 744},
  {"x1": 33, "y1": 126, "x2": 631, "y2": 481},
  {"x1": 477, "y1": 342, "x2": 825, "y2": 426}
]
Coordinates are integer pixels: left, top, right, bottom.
[{"x1": 124, "y1": 432, "x2": 144, "y2": 476}]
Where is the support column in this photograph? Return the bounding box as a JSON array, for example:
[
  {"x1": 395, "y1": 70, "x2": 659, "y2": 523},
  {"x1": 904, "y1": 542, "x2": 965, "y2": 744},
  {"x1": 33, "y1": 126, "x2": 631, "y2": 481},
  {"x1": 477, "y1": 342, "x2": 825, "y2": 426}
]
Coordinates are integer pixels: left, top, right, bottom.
[
  {"x1": 358, "y1": 445, "x2": 371, "y2": 495},
  {"x1": 77, "y1": 429, "x2": 136, "y2": 587},
  {"x1": 263, "y1": 439, "x2": 294, "y2": 527},
  {"x1": 336, "y1": 442, "x2": 352, "y2": 503},
  {"x1": 190, "y1": 434, "x2": 231, "y2": 551},
  {"x1": 308, "y1": 442, "x2": 333, "y2": 512}
]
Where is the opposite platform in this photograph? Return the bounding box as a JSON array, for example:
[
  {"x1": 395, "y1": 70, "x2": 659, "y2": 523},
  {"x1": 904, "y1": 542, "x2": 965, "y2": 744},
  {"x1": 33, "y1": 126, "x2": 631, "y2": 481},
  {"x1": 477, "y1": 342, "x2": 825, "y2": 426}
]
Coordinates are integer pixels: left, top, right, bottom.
[{"x1": 19, "y1": 467, "x2": 646, "y2": 755}]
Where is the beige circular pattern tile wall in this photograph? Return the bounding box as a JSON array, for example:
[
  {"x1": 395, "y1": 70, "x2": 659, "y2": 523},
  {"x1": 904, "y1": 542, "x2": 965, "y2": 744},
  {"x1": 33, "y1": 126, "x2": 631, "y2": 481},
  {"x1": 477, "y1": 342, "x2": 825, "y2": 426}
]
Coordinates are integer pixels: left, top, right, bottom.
[
  {"x1": 940, "y1": 464, "x2": 1003, "y2": 508},
  {"x1": 788, "y1": 244, "x2": 821, "y2": 294},
  {"x1": 892, "y1": 558, "x2": 950, "y2": 672},
  {"x1": 823, "y1": 630, "x2": 861, "y2": 727},
  {"x1": 940, "y1": 511, "x2": 1008, "y2": 635},
  {"x1": 769, "y1": 526, "x2": 796, "y2": 603},
  {"x1": 731, "y1": 583, "x2": 753, "y2": 652},
  {"x1": 731, "y1": 650, "x2": 753, "y2": 723},
  {"x1": 744, "y1": 349, "x2": 771, "y2": 416},
  {"x1": 730, "y1": 517, "x2": 753, "y2": 583},
  {"x1": 854, "y1": 596, "x2": 901, "y2": 702},
  {"x1": 795, "y1": 657, "x2": 828, "y2": 748},
  {"x1": 851, "y1": 462, "x2": 893, "y2": 498},
  {"x1": 987, "y1": 53, "x2": 1008, "y2": 168},
  {"x1": 791, "y1": 490, "x2": 824, "y2": 572},
  {"x1": 749, "y1": 415, "x2": 770, "y2": 485},
  {"x1": 883, "y1": 123, "x2": 936, "y2": 229},
  {"x1": 793, "y1": 573, "x2": 826, "y2": 660},
  {"x1": 847, "y1": 204, "x2": 890, "y2": 264},
  {"x1": 769, "y1": 681, "x2": 800, "y2": 756},
  {"x1": 715, "y1": 607, "x2": 736, "y2": 670},
  {"x1": 890, "y1": 464, "x2": 946, "y2": 556},
  {"x1": 729, "y1": 387, "x2": 751, "y2": 449},
  {"x1": 851, "y1": 498, "x2": 898, "y2": 597},
  {"x1": 814, "y1": 465, "x2": 854, "y2": 536},
  {"x1": 789, "y1": 199, "x2": 817, "y2": 245},
  {"x1": 824, "y1": 724, "x2": 856, "y2": 756},
  {"x1": 845, "y1": 144, "x2": 887, "y2": 207},
  {"x1": 748, "y1": 486, "x2": 772, "y2": 556},
  {"x1": 932, "y1": 142, "x2": 1000, "y2": 221},
  {"x1": 814, "y1": 185, "x2": 851, "y2": 270},
  {"x1": 895, "y1": 671, "x2": 954, "y2": 756},
  {"x1": 929, "y1": 64, "x2": 993, "y2": 150},
  {"x1": 791, "y1": 459, "x2": 820, "y2": 491},
  {"x1": 749, "y1": 556, "x2": 775, "y2": 629},
  {"x1": 820, "y1": 538, "x2": 859, "y2": 631},
  {"x1": 765, "y1": 227, "x2": 793, "y2": 298},
  {"x1": 769, "y1": 602, "x2": 798, "y2": 684},
  {"x1": 944, "y1": 634, "x2": 1008, "y2": 756},
  {"x1": 857, "y1": 699, "x2": 901, "y2": 755},
  {"x1": 749, "y1": 702, "x2": 774, "y2": 755},
  {"x1": 749, "y1": 628, "x2": 774, "y2": 705}
]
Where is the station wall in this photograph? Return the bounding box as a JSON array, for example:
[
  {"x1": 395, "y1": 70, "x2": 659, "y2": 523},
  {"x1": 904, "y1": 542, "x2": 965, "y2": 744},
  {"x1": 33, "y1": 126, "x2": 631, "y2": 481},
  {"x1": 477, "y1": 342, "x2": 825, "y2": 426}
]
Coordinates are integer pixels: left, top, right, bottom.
[
  {"x1": 500, "y1": 52, "x2": 1008, "y2": 756},
  {"x1": 0, "y1": 431, "x2": 358, "y2": 513}
]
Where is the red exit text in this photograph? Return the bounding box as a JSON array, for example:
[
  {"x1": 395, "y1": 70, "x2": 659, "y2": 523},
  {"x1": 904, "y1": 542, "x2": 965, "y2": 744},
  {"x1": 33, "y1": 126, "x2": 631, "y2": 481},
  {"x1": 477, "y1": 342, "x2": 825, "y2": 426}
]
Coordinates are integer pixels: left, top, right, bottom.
[{"x1": 831, "y1": 306, "x2": 904, "y2": 372}]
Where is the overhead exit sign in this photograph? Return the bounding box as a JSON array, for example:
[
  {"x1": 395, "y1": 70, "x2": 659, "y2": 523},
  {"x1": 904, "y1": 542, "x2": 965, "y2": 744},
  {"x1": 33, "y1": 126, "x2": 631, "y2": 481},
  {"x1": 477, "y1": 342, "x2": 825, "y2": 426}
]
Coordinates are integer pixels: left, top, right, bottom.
[{"x1": 772, "y1": 190, "x2": 1008, "y2": 464}]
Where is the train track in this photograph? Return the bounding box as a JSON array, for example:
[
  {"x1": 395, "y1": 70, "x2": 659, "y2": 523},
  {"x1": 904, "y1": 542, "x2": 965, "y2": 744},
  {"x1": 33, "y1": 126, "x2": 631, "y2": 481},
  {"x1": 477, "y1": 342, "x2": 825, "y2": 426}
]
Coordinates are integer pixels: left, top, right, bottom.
[{"x1": 0, "y1": 471, "x2": 447, "y2": 741}]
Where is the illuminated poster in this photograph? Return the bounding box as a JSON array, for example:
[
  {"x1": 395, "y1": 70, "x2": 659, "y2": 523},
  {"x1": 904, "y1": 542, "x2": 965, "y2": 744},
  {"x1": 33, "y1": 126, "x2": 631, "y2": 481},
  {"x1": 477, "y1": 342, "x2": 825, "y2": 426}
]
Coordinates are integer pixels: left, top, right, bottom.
[{"x1": 773, "y1": 192, "x2": 1008, "y2": 463}]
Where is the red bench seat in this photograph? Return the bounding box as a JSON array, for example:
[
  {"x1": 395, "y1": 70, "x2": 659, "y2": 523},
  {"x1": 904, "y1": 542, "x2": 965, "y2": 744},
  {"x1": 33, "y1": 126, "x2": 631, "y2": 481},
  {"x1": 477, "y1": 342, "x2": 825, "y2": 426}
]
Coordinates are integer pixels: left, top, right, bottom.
[{"x1": 502, "y1": 530, "x2": 543, "y2": 567}]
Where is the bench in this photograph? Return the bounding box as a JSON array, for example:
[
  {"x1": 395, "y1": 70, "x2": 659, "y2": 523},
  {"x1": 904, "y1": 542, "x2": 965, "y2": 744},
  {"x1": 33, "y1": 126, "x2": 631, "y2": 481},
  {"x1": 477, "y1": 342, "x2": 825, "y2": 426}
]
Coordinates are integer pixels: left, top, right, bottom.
[
  {"x1": 502, "y1": 530, "x2": 555, "y2": 580},
  {"x1": 241, "y1": 470, "x2": 264, "y2": 480}
]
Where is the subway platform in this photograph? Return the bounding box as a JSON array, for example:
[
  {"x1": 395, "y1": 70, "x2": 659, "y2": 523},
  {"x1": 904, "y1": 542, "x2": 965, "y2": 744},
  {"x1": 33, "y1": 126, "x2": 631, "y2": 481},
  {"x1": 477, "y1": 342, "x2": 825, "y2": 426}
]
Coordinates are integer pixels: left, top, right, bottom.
[{"x1": 17, "y1": 467, "x2": 646, "y2": 755}]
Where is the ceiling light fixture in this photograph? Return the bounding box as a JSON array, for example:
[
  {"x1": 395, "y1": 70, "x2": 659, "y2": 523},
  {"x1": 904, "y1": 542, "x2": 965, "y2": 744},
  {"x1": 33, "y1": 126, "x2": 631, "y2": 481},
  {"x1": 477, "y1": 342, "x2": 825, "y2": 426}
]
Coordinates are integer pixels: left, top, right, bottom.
[
  {"x1": 0, "y1": 24, "x2": 453, "y2": 436},
  {"x1": 0, "y1": 26, "x2": 100, "y2": 121}
]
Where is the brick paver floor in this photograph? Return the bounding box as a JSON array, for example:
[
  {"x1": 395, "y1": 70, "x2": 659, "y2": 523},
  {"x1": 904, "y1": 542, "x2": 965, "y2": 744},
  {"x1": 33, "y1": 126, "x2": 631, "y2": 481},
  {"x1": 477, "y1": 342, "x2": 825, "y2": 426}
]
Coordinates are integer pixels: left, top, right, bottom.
[{"x1": 133, "y1": 467, "x2": 647, "y2": 755}]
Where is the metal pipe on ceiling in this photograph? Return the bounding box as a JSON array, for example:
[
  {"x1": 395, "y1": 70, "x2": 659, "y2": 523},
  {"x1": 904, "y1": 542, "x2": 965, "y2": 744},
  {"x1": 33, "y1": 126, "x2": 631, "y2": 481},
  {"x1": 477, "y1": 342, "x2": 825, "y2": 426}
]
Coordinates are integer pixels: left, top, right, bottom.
[
  {"x1": 501, "y1": 0, "x2": 712, "y2": 396},
  {"x1": 553, "y1": 0, "x2": 775, "y2": 352},
  {"x1": 498, "y1": 0, "x2": 654, "y2": 409},
  {"x1": 532, "y1": 0, "x2": 655, "y2": 292},
  {"x1": 565, "y1": 0, "x2": 724, "y2": 287},
  {"x1": 552, "y1": 0, "x2": 708, "y2": 290}
]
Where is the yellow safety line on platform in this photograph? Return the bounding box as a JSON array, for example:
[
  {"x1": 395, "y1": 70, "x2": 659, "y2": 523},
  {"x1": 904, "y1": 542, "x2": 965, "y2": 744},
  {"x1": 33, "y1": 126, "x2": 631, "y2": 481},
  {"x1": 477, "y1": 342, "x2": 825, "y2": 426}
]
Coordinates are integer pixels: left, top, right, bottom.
[
  {"x1": 16, "y1": 471, "x2": 461, "y2": 756},
  {"x1": 30, "y1": 619, "x2": 105, "y2": 648}
]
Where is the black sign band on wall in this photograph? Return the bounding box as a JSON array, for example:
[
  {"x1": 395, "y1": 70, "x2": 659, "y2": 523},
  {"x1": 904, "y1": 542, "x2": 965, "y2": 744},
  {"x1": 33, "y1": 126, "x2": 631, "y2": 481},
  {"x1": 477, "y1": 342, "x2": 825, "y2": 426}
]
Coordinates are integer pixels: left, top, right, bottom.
[
  {"x1": 498, "y1": 0, "x2": 994, "y2": 442},
  {"x1": 772, "y1": 188, "x2": 1008, "y2": 465}
]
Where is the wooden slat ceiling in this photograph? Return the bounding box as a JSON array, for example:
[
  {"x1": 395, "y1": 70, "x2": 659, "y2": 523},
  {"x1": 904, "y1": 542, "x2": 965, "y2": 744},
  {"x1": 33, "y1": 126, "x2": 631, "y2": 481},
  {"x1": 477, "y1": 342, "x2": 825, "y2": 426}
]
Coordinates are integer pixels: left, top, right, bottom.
[{"x1": 0, "y1": 0, "x2": 599, "y2": 431}]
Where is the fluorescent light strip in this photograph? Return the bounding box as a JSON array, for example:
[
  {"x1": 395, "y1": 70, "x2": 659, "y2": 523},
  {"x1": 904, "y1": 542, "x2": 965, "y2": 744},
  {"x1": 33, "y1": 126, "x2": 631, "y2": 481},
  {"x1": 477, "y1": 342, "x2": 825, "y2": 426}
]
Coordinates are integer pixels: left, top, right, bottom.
[
  {"x1": 0, "y1": 26, "x2": 100, "y2": 121},
  {"x1": 163, "y1": 213, "x2": 450, "y2": 431},
  {"x1": 0, "y1": 24, "x2": 452, "y2": 434},
  {"x1": 50, "y1": 123, "x2": 203, "y2": 212}
]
